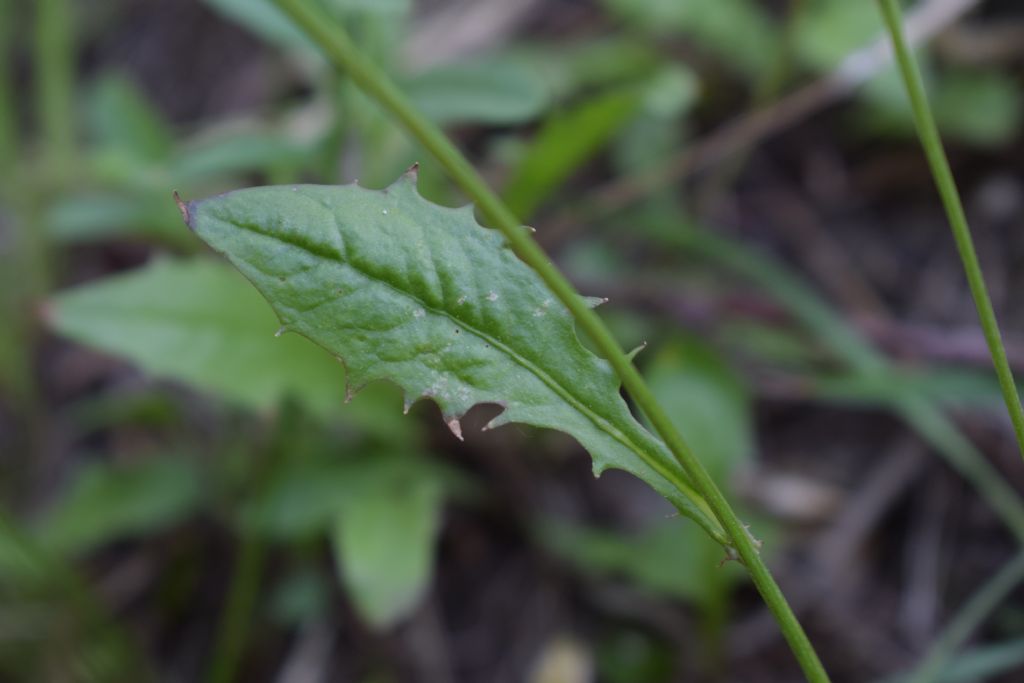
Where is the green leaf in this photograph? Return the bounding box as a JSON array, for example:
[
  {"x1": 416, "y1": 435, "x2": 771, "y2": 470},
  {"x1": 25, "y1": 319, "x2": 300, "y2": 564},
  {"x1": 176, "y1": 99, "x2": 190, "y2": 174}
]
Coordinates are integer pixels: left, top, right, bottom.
[
  {"x1": 857, "y1": 63, "x2": 1021, "y2": 147},
  {"x1": 540, "y1": 519, "x2": 741, "y2": 604},
  {"x1": 645, "y1": 338, "x2": 753, "y2": 486},
  {"x1": 814, "y1": 366, "x2": 1006, "y2": 413},
  {"x1": 793, "y1": 0, "x2": 1021, "y2": 147},
  {"x1": 87, "y1": 73, "x2": 173, "y2": 163},
  {"x1": 170, "y1": 128, "x2": 312, "y2": 182},
  {"x1": 202, "y1": 0, "x2": 318, "y2": 53},
  {"x1": 541, "y1": 342, "x2": 759, "y2": 608},
  {"x1": 639, "y1": 64, "x2": 698, "y2": 119},
  {"x1": 202, "y1": 0, "x2": 408, "y2": 53},
  {"x1": 244, "y1": 454, "x2": 357, "y2": 539},
  {"x1": 794, "y1": 0, "x2": 880, "y2": 72},
  {"x1": 332, "y1": 0, "x2": 409, "y2": 12},
  {"x1": 46, "y1": 192, "x2": 195, "y2": 249},
  {"x1": 185, "y1": 172, "x2": 718, "y2": 536},
  {"x1": 718, "y1": 319, "x2": 817, "y2": 370},
  {"x1": 502, "y1": 88, "x2": 642, "y2": 219},
  {"x1": 0, "y1": 522, "x2": 45, "y2": 584},
  {"x1": 600, "y1": 0, "x2": 777, "y2": 78},
  {"x1": 518, "y1": 39, "x2": 661, "y2": 100},
  {"x1": 36, "y1": 455, "x2": 201, "y2": 556},
  {"x1": 243, "y1": 451, "x2": 415, "y2": 538},
  {"x1": 881, "y1": 638, "x2": 1024, "y2": 683},
  {"x1": 403, "y1": 55, "x2": 552, "y2": 125},
  {"x1": 330, "y1": 458, "x2": 445, "y2": 628},
  {"x1": 933, "y1": 69, "x2": 1022, "y2": 147},
  {"x1": 596, "y1": 628, "x2": 673, "y2": 683},
  {"x1": 248, "y1": 451, "x2": 452, "y2": 628},
  {"x1": 66, "y1": 388, "x2": 181, "y2": 434},
  {"x1": 609, "y1": 65, "x2": 697, "y2": 182},
  {"x1": 47, "y1": 258, "x2": 349, "y2": 415},
  {"x1": 268, "y1": 568, "x2": 332, "y2": 626}
]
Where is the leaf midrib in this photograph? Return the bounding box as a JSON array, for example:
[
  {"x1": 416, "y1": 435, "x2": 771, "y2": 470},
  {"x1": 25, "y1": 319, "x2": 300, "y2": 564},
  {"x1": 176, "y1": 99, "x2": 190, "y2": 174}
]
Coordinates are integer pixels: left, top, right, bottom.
[{"x1": 220, "y1": 213, "x2": 670, "y2": 475}]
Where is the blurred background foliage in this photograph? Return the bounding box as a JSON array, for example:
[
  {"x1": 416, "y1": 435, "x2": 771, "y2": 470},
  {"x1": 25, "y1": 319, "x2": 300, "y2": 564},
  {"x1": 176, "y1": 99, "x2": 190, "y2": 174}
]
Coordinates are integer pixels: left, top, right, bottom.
[{"x1": 2, "y1": 0, "x2": 1024, "y2": 681}]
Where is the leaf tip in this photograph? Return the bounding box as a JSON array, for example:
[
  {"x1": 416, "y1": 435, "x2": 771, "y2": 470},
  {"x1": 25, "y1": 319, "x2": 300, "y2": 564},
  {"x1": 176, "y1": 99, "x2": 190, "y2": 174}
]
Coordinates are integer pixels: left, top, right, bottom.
[
  {"x1": 446, "y1": 417, "x2": 464, "y2": 441},
  {"x1": 404, "y1": 162, "x2": 420, "y2": 180},
  {"x1": 626, "y1": 341, "x2": 647, "y2": 362},
  {"x1": 173, "y1": 191, "x2": 192, "y2": 229},
  {"x1": 344, "y1": 373, "x2": 364, "y2": 404},
  {"x1": 481, "y1": 403, "x2": 509, "y2": 432}
]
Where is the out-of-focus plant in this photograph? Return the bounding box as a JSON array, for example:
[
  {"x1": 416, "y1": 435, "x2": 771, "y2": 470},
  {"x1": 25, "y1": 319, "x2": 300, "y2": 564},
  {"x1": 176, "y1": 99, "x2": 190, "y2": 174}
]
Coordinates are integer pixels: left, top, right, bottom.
[{"x1": 4, "y1": 0, "x2": 1022, "y2": 680}]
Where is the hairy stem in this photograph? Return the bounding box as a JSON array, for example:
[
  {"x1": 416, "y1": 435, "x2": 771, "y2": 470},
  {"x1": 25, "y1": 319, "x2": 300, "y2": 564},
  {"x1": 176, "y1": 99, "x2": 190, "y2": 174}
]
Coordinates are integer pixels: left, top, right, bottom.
[
  {"x1": 268, "y1": 0, "x2": 830, "y2": 680},
  {"x1": 878, "y1": 0, "x2": 1024, "y2": 463}
]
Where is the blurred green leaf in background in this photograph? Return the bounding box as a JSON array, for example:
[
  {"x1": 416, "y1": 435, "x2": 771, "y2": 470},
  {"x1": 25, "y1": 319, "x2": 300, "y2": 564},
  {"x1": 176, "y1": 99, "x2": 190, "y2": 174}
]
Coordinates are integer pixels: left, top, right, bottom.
[{"x1": 48, "y1": 258, "x2": 349, "y2": 416}]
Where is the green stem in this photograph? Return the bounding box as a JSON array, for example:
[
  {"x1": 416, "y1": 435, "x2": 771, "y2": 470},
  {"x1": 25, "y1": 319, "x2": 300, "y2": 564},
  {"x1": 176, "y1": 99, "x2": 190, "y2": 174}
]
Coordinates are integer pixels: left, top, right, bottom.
[
  {"x1": 877, "y1": 0, "x2": 1024, "y2": 463},
  {"x1": 907, "y1": 551, "x2": 1024, "y2": 683},
  {"x1": 206, "y1": 533, "x2": 266, "y2": 683},
  {"x1": 669, "y1": 226, "x2": 1024, "y2": 541},
  {"x1": 268, "y1": 1, "x2": 830, "y2": 680},
  {"x1": 207, "y1": 403, "x2": 301, "y2": 683},
  {"x1": 0, "y1": 0, "x2": 16, "y2": 175},
  {"x1": 34, "y1": 0, "x2": 75, "y2": 176},
  {"x1": 899, "y1": 397, "x2": 1024, "y2": 543}
]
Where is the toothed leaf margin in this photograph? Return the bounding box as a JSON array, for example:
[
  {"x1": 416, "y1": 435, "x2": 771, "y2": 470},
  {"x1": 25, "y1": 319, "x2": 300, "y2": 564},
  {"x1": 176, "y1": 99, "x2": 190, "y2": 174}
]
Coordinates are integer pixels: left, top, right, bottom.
[{"x1": 185, "y1": 172, "x2": 713, "y2": 528}]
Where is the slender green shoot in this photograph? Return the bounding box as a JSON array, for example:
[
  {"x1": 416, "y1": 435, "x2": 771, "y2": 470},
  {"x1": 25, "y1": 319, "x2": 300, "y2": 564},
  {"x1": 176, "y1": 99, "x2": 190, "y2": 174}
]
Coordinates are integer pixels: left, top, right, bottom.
[
  {"x1": 207, "y1": 404, "x2": 300, "y2": 683},
  {"x1": 33, "y1": 0, "x2": 75, "y2": 177},
  {"x1": 907, "y1": 551, "x2": 1024, "y2": 683},
  {"x1": 662, "y1": 227, "x2": 1024, "y2": 542},
  {"x1": 206, "y1": 533, "x2": 265, "y2": 683},
  {"x1": 877, "y1": 0, "x2": 1024, "y2": 463},
  {"x1": 267, "y1": 0, "x2": 831, "y2": 680},
  {"x1": 0, "y1": 0, "x2": 17, "y2": 175}
]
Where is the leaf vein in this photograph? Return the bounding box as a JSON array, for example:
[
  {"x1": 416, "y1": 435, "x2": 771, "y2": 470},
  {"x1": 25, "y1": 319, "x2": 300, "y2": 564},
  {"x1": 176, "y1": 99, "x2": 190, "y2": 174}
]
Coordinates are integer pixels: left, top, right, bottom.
[{"x1": 220, "y1": 212, "x2": 652, "y2": 462}]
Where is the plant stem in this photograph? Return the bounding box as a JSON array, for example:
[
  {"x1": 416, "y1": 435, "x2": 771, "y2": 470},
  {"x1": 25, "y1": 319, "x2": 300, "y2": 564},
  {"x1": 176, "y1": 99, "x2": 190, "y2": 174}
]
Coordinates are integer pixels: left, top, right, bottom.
[
  {"x1": 0, "y1": 0, "x2": 17, "y2": 175},
  {"x1": 668, "y1": 226, "x2": 1024, "y2": 542},
  {"x1": 207, "y1": 408, "x2": 300, "y2": 683},
  {"x1": 268, "y1": 1, "x2": 831, "y2": 680},
  {"x1": 877, "y1": 0, "x2": 1024, "y2": 463},
  {"x1": 907, "y1": 551, "x2": 1024, "y2": 683},
  {"x1": 34, "y1": 0, "x2": 75, "y2": 177},
  {"x1": 206, "y1": 533, "x2": 265, "y2": 683}
]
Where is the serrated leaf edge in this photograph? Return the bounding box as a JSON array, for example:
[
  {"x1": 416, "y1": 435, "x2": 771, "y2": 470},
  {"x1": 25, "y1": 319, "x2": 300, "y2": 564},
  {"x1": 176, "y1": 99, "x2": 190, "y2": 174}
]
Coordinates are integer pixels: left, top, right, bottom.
[{"x1": 184, "y1": 174, "x2": 723, "y2": 542}]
